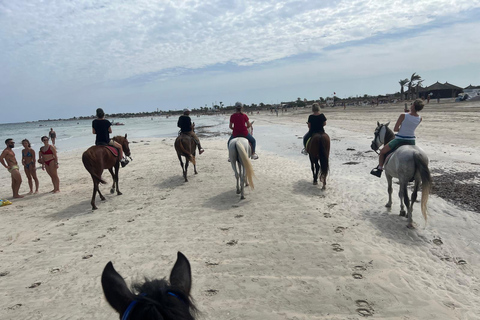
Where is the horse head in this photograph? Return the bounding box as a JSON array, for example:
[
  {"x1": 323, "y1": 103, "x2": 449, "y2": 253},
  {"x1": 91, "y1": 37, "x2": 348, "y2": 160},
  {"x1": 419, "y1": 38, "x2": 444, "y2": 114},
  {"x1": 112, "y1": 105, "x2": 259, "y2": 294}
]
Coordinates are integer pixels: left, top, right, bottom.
[
  {"x1": 113, "y1": 134, "x2": 131, "y2": 157},
  {"x1": 371, "y1": 122, "x2": 390, "y2": 151},
  {"x1": 101, "y1": 252, "x2": 197, "y2": 320}
]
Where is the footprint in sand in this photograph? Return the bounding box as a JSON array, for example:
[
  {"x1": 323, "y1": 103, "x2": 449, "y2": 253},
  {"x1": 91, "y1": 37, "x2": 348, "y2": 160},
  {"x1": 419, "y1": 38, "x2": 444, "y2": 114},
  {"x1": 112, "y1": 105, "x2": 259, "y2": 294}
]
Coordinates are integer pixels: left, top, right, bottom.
[
  {"x1": 219, "y1": 227, "x2": 233, "y2": 231},
  {"x1": 50, "y1": 268, "x2": 60, "y2": 273},
  {"x1": 205, "y1": 261, "x2": 219, "y2": 266},
  {"x1": 334, "y1": 226, "x2": 346, "y2": 234},
  {"x1": 234, "y1": 214, "x2": 244, "y2": 218},
  {"x1": 354, "y1": 266, "x2": 367, "y2": 271},
  {"x1": 32, "y1": 238, "x2": 40, "y2": 242},
  {"x1": 455, "y1": 259, "x2": 467, "y2": 265},
  {"x1": 328, "y1": 203, "x2": 337, "y2": 209},
  {"x1": 433, "y1": 238, "x2": 443, "y2": 246},
  {"x1": 355, "y1": 300, "x2": 374, "y2": 317},
  {"x1": 28, "y1": 282, "x2": 41, "y2": 288},
  {"x1": 0, "y1": 271, "x2": 10, "y2": 277},
  {"x1": 204, "y1": 289, "x2": 219, "y2": 296},
  {"x1": 56, "y1": 223, "x2": 65, "y2": 227},
  {"x1": 352, "y1": 273, "x2": 364, "y2": 279},
  {"x1": 98, "y1": 234, "x2": 106, "y2": 239},
  {"x1": 323, "y1": 213, "x2": 331, "y2": 218},
  {"x1": 8, "y1": 304, "x2": 22, "y2": 310},
  {"x1": 69, "y1": 232, "x2": 78, "y2": 236},
  {"x1": 82, "y1": 254, "x2": 93, "y2": 259},
  {"x1": 331, "y1": 243, "x2": 344, "y2": 252},
  {"x1": 94, "y1": 245, "x2": 102, "y2": 249},
  {"x1": 107, "y1": 227, "x2": 117, "y2": 232},
  {"x1": 343, "y1": 161, "x2": 360, "y2": 165},
  {"x1": 226, "y1": 240, "x2": 238, "y2": 246},
  {"x1": 127, "y1": 219, "x2": 135, "y2": 222}
]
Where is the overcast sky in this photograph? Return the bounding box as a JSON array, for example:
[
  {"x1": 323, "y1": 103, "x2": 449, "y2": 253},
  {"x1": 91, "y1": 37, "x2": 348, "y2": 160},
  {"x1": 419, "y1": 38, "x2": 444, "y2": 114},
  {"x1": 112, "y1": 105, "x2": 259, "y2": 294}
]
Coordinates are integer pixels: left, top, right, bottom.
[{"x1": 1, "y1": 0, "x2": 480, "y2": 123}]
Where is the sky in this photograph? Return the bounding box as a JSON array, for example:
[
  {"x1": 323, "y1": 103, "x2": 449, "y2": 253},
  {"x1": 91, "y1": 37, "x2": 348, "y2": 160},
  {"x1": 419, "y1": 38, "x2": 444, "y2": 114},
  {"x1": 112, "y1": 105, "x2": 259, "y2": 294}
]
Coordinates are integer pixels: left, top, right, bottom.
[{"x1": 1, "y1": 0, "x2": 480, "y2": 123}]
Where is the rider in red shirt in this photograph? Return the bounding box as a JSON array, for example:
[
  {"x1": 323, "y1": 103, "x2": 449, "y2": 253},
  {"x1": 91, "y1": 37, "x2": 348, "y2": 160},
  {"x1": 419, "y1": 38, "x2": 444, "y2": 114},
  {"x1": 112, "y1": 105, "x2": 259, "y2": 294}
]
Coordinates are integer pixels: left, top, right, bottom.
[{"x1": 228, "y1": 102, "x2": 258, "y2": 160}]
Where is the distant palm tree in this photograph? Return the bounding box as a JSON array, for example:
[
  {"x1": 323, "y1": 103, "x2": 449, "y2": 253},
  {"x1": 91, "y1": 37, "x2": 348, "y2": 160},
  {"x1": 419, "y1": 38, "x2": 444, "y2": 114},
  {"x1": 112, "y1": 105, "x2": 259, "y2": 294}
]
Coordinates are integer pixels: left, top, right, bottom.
[
  {"x1": 399, "y1": 78, "x2": 409, "y2": 100},
  {"x1": 408, "y1": 73, "x2": 422, "y2": 100}
]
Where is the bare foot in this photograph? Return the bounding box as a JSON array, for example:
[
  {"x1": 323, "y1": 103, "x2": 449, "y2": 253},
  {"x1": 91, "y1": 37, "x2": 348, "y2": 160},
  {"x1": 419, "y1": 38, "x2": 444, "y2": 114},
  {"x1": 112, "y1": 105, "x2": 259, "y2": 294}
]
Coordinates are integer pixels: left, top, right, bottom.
[
  {"x1": 13, "y1": 195, "x2": 24, "y2": 198},
  {"x1": 53, "y1": 190, "x2": 60, "y2": 193},
  {"x1": 27, "y1": 191, "x2": 33, "y2": 195},
  {"x1": 34, "y1": 191, "x2": 39, "y2": 194}
]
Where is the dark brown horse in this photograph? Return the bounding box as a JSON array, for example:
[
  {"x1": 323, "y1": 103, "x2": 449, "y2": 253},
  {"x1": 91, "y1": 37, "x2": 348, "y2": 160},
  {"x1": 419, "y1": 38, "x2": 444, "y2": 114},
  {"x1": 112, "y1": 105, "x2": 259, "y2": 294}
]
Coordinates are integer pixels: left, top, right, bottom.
[
  {"x1": 174, "y1": 134, "x2": 197, "y2": 182},
  {"x1": 82, "y1": 135, "x2": 131, "y2": 210},
  {"x1": 306, "y1": 133, "x2": 330, "y2": 189}
]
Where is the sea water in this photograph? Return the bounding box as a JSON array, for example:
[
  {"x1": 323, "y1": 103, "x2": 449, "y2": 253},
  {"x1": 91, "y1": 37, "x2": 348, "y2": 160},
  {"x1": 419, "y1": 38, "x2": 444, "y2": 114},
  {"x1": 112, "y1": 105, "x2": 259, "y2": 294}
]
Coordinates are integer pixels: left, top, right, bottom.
[{"x1": 0, "y1": 115, "x2": 229, "y2": 160}]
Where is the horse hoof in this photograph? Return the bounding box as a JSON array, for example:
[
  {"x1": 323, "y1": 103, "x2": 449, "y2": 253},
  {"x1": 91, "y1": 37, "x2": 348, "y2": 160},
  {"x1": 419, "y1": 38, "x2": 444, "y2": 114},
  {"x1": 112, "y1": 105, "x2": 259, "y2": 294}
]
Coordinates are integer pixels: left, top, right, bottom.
[
  {"x1": 399, "y1": 211, "x2": 406, "y2": 217},
  {"x1": 385, "y1": 203, "x2": 392, "y2": 208},
  {"x1": 100, "y1": 197, "x2": 106, "y2": 201},
  {"x1": 92, "y1": 207, "x2": 97, "y2": 210},
  {"x1": 110, "y1": 189, "x2": 114, "y2": 194},
  {"x1": 236, "y1": 190, "x2": 241, "y2": 194},
  {"x1": 241, "y1": 196, "x2": 245, "y2": 200},
  {"x1": 322, "y1": 186, "x2": 326, "y2": 190},
  {"x1": 117, "y1": 192, "x2": 122, "y2": 196},
  {"x1": 407, "y1": 223, "x2": 415, "y2": 229}
]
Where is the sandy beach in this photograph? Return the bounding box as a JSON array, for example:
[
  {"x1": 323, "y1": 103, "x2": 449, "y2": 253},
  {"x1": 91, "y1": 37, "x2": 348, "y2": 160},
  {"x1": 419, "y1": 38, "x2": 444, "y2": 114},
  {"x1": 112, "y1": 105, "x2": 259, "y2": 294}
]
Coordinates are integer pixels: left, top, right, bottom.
[{"x1": 1, "y1": 101, "x2": 480, "y2": 319}]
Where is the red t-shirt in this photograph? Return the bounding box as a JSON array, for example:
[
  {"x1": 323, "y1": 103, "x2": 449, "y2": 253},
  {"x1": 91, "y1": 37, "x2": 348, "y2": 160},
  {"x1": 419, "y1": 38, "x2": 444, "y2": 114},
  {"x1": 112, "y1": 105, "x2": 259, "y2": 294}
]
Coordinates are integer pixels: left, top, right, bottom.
[{"x1": 230, "y1": 113, "x2": 249, "y2": 137}]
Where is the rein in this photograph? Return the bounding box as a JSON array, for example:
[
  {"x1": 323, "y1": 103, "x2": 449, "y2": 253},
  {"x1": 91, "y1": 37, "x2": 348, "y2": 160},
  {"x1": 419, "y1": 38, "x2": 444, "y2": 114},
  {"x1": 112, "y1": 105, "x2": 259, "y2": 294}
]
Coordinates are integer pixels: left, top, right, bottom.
[{"x1": 121, "y1": 292, "x2": 186, "y2": 320}]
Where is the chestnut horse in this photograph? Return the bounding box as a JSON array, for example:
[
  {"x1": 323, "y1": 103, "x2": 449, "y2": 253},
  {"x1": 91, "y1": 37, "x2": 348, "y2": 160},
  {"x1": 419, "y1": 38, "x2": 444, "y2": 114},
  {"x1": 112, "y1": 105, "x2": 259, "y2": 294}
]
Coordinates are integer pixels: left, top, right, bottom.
[
  {"x1": 82, "y1": 135, "x2": 131, "y2": 210},
  {"x1": 174, "y1": 134, "x2": 197, "y2": 182},
  {"x1": 306, "y1": 133, "x2": 330, "y2": 189}
]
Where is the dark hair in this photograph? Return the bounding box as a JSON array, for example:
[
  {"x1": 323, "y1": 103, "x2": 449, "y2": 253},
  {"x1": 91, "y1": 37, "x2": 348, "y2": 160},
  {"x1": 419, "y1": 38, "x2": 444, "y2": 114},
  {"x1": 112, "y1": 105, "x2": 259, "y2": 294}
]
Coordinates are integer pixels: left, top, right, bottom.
[
  {"x1": 413, "y1": 99, "x2": 424, "y2": 112},
  {"x1": 41, "y1": 136, "x2": 49, "y2": 142},
  {"x1": 22, "y1": 139, "x2": 31, "y2": 147},
  {"x1": 96, "y1": 108, "x2": 105, "y2": 118},
  {"x1": 5, "y1": 138, "x2": 13, "y2": 145}
]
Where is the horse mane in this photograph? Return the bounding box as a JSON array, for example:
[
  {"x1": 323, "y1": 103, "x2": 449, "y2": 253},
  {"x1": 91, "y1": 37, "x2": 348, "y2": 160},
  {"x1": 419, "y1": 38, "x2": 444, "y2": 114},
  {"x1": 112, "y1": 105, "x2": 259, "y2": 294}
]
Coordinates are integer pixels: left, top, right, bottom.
[{"x1": 129, "y1": 278, "x2": 198, "y2": 320}]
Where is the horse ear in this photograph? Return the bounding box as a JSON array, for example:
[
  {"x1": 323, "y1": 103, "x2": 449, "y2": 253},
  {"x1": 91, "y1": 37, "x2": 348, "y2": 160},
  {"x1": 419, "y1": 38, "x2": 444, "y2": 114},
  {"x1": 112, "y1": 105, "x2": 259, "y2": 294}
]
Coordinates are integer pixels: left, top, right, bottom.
[
  {"x1": 101, "y1": 262, "x2": 135, "y2": 315},
  {"x1": 169, "y1": 252, "x2": 192, "y2": 296},
  {"x1": 386, "y1": 121, "x2": 390, "y2": 127},
  {"x1": 377, "y1": 121, "x2": 380, "y2": 127},
  {"x1": 124, "y1": 134, "x2": 127, "y2": 139}
]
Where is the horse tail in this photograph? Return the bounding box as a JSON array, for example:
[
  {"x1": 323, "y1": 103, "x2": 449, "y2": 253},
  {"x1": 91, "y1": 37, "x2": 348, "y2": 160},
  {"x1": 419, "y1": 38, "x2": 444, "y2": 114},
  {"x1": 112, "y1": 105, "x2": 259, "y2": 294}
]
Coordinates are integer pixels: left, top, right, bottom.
[
  {"x1": 236, "y1": 141, "x2": 255, "y2": 189},
  {"x1": 318, "y1": 133, "x2": 330, "y2": 182},
  {"x1": 176, "y1": 136, "x2": 196, "y2": 165},
  {"x1": 82, "y1": 150, "x2": 107, "y2": 184},
  {"x1": 414, "y1": 152, "x2": 432, "y2": 223}
]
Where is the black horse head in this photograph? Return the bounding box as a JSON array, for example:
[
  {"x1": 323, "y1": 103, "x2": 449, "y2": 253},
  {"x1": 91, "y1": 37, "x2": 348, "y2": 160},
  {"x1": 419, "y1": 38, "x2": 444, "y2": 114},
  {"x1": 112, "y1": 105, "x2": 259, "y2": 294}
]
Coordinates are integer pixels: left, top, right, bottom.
[{"x1": 101, "y1": 252, "x2": 197, "y2": 320}]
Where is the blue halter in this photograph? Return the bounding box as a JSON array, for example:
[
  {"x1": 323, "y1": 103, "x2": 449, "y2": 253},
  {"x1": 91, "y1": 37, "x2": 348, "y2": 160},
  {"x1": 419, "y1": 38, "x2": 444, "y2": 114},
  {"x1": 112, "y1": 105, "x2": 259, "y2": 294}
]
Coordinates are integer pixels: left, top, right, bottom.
[{"x1": 121, "y1": 292, "x2": 185, "y2": 320}]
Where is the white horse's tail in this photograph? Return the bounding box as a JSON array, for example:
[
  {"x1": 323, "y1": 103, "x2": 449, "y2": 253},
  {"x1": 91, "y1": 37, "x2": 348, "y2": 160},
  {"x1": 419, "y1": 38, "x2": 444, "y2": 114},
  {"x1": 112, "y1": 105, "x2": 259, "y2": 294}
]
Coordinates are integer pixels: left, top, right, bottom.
[
  {"x1": 236, "y1": 141, "x2": 255, "y2": 189},
  {"x1": 414, "y1": 153, "x2": 432, "y2": 222}
]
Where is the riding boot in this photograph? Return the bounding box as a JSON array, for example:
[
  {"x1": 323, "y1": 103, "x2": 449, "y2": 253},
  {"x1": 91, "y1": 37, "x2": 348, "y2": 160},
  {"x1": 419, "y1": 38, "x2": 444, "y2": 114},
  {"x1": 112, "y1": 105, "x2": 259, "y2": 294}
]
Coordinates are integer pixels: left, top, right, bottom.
[
  {"x1": 121, "y1": 157, "x2": 129, "y2": 167},
  {"x1": 370, "y1": 167, "x2": 382, "y2": 177}
]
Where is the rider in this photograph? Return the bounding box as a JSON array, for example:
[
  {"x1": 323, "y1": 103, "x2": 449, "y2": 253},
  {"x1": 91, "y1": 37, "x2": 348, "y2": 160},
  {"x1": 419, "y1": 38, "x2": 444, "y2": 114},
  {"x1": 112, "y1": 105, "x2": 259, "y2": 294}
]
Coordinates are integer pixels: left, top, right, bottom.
[
  {"x1": 302, "y1": 103, "x2": 327, "y2": 155},
  {"x1": 228, "y1": 102, "x2": 258, "y2": 160},
  {"x1": 370, "y1": 99, "x2": 424, "y2": 178},
  {"x1": 177, "y1": 108, "x2": 204, "y2": 154},
  {"x1": 92, "y1": 108, "x2": 129, "y2": 167}
]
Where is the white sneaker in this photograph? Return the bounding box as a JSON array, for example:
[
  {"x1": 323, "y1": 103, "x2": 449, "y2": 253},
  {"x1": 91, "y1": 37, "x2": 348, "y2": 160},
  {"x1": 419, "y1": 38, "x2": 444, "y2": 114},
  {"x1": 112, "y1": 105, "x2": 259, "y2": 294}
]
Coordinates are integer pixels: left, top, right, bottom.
[
  {"x1": 251, "y1": 153, "x2": 259, "y2": 160},
  {"x1": 301, "y1": 148, "x2": 308, "y2": 155}
]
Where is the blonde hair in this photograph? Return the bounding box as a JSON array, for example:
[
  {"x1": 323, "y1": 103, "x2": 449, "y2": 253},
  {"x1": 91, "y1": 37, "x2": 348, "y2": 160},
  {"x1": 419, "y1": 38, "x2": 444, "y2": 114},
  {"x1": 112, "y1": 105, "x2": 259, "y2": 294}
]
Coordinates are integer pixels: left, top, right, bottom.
[{"x1": 312, "y1": 103, "x2": 320, "y2": 112}]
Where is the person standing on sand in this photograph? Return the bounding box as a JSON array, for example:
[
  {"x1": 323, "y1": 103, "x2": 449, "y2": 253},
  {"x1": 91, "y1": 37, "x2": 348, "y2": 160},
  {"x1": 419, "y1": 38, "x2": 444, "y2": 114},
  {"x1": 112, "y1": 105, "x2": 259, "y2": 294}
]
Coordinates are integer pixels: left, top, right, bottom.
[
  {"x1": 370, "y1": 99, "x2": 424, "y2": 178},
  {"x1": 301, "y1": 103, "x2": 327, "y2": 155},
  {"x1": 177, "y1": 108, "x2": 204, "y2": 154},
  {"x1": 0, "y1": 139, "x2": 24, "y2": 198},
  {"x1": 228, "y1": 102, "x2": 258, "y2": 160},
  {"x1": 39, "y1": 136, "x2": 60, "y2": 193},
  {"x1": 49, "y1": 128, "x2": 56, "y2": 146},
  {"x1": 22, "y1": 139, "x2": 39, "y2": 194},
  {"x1": 92, "y1": 108, "x2": 129, "y2": 167}
]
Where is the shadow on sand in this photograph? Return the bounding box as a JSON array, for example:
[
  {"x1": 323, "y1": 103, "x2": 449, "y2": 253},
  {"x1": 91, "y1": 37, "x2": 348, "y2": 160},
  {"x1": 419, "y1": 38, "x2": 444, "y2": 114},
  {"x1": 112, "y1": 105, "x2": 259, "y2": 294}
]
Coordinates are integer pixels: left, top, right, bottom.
[
  {"x1": 202, "y1": 189, "x2": 251, "y2": 211},
  {"x1": 48, "y1": 199, "x2": 93, "y2": 220},
  {"x1": 291, "y1": 179, "x2": 327, "y2": 197}
]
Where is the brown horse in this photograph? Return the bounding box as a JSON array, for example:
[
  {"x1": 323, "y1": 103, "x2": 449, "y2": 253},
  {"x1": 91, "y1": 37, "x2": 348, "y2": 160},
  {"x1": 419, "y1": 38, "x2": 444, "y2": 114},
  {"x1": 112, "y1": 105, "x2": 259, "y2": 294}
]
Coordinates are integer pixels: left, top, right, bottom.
[
  {"x1": 174, "y1": 134, "x2": 197, "y2": 182},
  {"x1": 306, "y1": 133, "x2": 330, "y2": 189},
  {"x1": 82, "y1": 135, "x2": 131, "y2": 210}
]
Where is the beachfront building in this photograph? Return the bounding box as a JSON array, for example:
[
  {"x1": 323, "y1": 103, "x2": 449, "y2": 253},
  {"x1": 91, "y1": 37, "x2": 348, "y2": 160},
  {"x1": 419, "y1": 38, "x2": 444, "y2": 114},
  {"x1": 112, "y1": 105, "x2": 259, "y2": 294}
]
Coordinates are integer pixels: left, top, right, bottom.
[
  {"x1": 463, "y1": 84, "x2": 480, "y2": 98},
  {"x1": 419, "y1": 81, "x2": 463, "y2": 99}
]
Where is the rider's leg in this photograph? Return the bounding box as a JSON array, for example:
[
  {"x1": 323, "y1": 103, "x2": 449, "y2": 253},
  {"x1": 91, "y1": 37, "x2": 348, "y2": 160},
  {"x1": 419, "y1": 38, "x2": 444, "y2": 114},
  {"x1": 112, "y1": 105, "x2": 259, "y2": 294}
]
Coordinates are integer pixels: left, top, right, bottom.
[
  {"x1": 378, "y1": 144, "x2": 391, "y2": 169},
  {"x1": 227, "y1": 135, "x2": 234, "y2": 148},
  {"x1": 246, "y1": 133, "x2": 256, "y2": 154},
  {"x1": 113, "y1": 141, "x2": 124, "y2": 159},
  {"x1": 303, "y1": 132, "x2": 311, "y2": 148},
  {"x1": 188, "y1": 131, "x2": 204, "y2": 153}
]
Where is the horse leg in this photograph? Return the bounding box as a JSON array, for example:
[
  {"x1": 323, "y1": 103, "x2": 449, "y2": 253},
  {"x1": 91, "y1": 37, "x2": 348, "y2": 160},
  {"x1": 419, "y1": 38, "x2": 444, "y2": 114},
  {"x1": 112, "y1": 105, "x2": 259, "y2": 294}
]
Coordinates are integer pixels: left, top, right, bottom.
[
  {"x1": 91, "y1": 178, "x2": 100, "y2": 210},
  {"x1": 108, "y1": 168, "x2": 115, "y2": 194},
  {"x1": 235, "y1": 162, "x2": 241, "y2": 195},
  {"x1": 310, "y1": 158, "x2": 317, "y2": 185},
  {"x1": 385, "y1": 175, "x2": 393, "y2": 208},
  {"x1": 114, "y1": 163, "x2": 122, "y2": 195},
  {"x1": 407, "y1": 180, "x2": 420, "y2": 228},
  {"x1": 240, "y1": 162, "x2": 245, "y2": 200},
  {"x1": 398, "y1": 182, "x2": 408, "y2": 217},
  {"x1": 184, "y1": 159, "x2": 189, "y2": 182},
  {"x1": 177, "y1": 155, "x2": 186, "y2": 182}
]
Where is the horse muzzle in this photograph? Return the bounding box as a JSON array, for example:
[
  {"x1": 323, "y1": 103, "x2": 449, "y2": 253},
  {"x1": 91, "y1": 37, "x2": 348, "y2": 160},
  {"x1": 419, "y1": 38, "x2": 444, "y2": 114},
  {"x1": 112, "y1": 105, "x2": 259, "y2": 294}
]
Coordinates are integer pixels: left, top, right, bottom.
[{"x1": 370, "y1": 142, "x2": 379, "y2": 151}]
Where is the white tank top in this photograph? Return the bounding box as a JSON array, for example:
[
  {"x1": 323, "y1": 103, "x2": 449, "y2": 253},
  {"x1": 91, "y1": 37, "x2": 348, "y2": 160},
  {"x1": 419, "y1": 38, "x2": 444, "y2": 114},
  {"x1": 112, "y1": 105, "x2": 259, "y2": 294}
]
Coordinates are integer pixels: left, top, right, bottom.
[{"x1": 396, "y1": 113, "x2": 421, "y2": 140}]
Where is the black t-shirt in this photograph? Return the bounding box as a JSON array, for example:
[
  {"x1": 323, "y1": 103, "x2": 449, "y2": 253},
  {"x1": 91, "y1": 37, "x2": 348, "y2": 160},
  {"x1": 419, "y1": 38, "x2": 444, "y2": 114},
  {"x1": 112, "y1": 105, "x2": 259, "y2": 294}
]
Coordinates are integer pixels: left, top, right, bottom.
[
  {"x1": 92, "y1": 119, "x2": 111, "y2": 145},
  {"x1": 308, "y1": 114, "x2": 327, "y2": 133},
  {"x1": 177, "y1": 115, "x2": 192, "y2": 133}
]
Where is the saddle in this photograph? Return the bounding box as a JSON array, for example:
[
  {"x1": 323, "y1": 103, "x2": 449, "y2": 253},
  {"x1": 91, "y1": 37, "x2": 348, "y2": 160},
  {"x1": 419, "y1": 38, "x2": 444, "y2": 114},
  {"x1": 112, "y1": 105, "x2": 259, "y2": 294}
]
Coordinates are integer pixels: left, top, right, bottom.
[{"x1": 105, "y1": 146, "x2": 119, "y2": 157}]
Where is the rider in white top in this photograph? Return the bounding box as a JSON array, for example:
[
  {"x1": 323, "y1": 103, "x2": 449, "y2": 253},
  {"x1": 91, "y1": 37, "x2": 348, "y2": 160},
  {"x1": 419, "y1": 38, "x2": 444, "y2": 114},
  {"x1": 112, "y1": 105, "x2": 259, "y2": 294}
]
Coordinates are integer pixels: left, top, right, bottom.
[{"x1": 371, "y1": 99, "x2": 424, "y2": 178}]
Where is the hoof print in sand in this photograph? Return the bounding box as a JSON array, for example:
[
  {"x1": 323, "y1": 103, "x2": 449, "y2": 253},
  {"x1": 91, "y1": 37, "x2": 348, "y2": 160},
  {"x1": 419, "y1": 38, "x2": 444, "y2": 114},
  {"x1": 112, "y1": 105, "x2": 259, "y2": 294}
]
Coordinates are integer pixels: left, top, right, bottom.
[
  {"x1": 32, "y1": 238, "x2": 40, "y2": 242},
  {"x1": 234, "y1": 214, "x2": 244, "y2": 218},
  {"x1": 334, "y1": 226, "x2": 346, "y2": 234},
  {"x1": 0, "y1": 271, "x2": 10, "y2": 277},
  {"x1": 50, "y1": 267, "x2": 60, "y2": 273},
  {"x1": 205, "y1": 261, "x2": 219, "y2": 266},
  {"x1": 352, "y1": 273, "x2": 364, "y2": 279},
  {"x1": 433, "y1": 238, "x2": 443, "y2": 246},
  {"x1": 226, "y1": 240, "x2": 238, "y2": 246},
  {"x1": 455, "y1": 259, "x2": 467, "y2": 265},
  {"x1": 82, "y1": 254, "x2": 93, "y2": 259},
  {"x1": 8, "y1": 304, "x2": 22, "y2": 310},
  {"x1": 354, "y1": 265, "x2": 367, "y2": 271},
  {"x1": 331, "y1": 243, "x2": 344, "y2": 252},
  {"x1": 219, "y1": 227, "x2": 233, "y2": 231},
  {"x1": 204, "y1": 289, "x2": 218, "y2": 296},
  {"x1": 323, "y1": 213, "x2": 331, "y2": 218},
  {"x1": 127, "y1": 219, "x2": 135, "y2": 222},
  {"x1": 355, "y1": 300, "x2": 374, "y2": 317},
  {"x1": 28, "y1": 282, "x2": 41, "y2": 289}
]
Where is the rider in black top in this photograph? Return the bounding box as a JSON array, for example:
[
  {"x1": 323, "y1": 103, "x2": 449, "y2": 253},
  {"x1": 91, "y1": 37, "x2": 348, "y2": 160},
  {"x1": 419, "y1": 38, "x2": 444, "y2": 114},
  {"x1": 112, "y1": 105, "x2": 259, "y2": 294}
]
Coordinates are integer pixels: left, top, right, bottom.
[
  {"x1": 92, "y1": 108, "x2": 129, "y2": 167},
  {"x1": 302, "y1": 103, "x2": 327, "y2": 154},
  {"x1": 177, "y1": 108, "x2": 204, "y2": 154}
]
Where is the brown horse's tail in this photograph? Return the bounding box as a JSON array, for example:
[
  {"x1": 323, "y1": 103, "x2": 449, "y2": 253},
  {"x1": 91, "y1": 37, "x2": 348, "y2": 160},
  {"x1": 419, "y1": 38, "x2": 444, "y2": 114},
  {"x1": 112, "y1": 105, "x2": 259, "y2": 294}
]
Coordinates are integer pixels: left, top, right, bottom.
[
  {"x1": 318, "y1": 133, "x2": 330, "y2": 182},
  {"x1": 175, "y1": 136, "x2": 196, "y2": 165},
  {"x1": 82, "y1": 150, "x2": 107, "y2": 184},
  {"x1": 414, "y1": 152, "x2": 432, "y2": 223}
]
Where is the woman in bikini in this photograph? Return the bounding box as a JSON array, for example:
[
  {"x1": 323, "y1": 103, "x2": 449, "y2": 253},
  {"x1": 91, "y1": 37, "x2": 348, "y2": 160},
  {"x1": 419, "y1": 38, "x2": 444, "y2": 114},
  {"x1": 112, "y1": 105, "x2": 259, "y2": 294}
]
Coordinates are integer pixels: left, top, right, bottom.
[
  {"x1": 39, "y1": 136, "x2": 60, "y2": 193},
  {"x1": 22, "y1": 139, "x2": 39, "y2": 194}
]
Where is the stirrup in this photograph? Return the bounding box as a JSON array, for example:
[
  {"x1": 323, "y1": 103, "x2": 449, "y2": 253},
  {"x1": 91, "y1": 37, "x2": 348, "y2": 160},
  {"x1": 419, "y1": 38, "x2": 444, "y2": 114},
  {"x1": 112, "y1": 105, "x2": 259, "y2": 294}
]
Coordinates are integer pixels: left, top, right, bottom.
[
  {"x1": 121, "y1": 159, "x2": 129, "y2": 167},
  {"x1": 199, "y1": 149, "x2": 204, "y2": 155},
  {"x1": 301, "y1": 148, "x2": 308, "y2": 155},
  {"x1": 370, "y1": 167, "x2": 382, "y2": 177}
]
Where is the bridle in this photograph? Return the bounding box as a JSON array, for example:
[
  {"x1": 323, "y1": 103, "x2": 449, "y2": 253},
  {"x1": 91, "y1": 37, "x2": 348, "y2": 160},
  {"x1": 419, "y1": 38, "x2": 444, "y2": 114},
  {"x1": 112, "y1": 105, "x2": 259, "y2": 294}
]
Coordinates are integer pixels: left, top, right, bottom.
[
  {"x1": 121, "y1": 292, "x2": 187, "y2": 320},
  {"x1": 371, "y1": 124, "x2": 386, "y2": 155}
]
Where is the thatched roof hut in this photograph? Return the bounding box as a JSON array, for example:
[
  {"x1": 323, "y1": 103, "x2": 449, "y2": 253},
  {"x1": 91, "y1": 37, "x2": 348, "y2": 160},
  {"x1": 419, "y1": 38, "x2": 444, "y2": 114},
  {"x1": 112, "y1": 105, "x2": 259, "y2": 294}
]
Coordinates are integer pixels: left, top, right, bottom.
[{"x1": 419, "y1": 81, "x2": 463, "y2": 99}]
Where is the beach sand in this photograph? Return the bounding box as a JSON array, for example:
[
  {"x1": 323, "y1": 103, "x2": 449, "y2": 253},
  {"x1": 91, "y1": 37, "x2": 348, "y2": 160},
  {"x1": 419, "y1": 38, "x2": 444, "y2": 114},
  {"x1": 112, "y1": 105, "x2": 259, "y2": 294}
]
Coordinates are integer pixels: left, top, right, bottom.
[{"x1": 1, "y1": 100, "x2": 480, "y2": 319}]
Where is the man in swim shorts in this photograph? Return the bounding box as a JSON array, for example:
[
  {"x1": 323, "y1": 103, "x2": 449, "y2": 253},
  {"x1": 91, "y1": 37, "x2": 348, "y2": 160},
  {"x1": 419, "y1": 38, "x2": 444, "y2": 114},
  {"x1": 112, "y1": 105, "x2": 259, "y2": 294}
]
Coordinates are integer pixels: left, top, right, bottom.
[
  {"x1": 49, "y1": 128, "x2": 57, "y2": 145},
  {"x1": 0, "y1": 139, "x2": 23, "y2": 198}
]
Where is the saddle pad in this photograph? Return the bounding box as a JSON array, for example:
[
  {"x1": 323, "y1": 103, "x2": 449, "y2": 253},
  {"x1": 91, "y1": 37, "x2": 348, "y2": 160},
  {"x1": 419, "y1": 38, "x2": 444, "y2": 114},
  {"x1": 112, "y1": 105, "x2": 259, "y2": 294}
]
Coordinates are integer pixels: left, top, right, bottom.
[{"x1": 105, "y1": 146, "x2": 119, "y2": 157}]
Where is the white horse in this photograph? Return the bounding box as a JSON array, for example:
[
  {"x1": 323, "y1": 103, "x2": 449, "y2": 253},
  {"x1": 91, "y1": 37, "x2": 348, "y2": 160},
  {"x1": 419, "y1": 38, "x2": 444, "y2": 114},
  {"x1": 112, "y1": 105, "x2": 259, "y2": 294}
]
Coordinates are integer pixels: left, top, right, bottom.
[
  {"x1": 371, "y1": 122, "x2": 432, "y2": 228},
  {"x1": 228, "y1": 138, "x2": 255, "y2": 199}
]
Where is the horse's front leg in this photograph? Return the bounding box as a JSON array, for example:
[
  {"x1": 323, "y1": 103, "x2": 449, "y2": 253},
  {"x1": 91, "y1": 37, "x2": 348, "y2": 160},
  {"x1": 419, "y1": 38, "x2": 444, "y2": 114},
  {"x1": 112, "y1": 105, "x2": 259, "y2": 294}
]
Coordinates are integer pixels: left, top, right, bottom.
[
  {"x1": 310, "y1": 158, "x2": 317, "y2": 185},
  {"x1": 184, "y1": 159, "x2": 189, "y2": 182},
  {"x1": 240, "y1": 163, "x2": 245, "y2": 200},
  {"x1": 177, "y1": 155, "x2": 186, "y2": 182},
  {"x1": 114, "y1": 163, "x2": 122, "y2": 195},
  {"x1": 91, "y1": 178, "x2": 99, "y2": 210},
  {"x1": 108, "y1": 168, "x2": 115, "y2": 194},
  {"x1": 398, "y1": 182, "x2": 408, "y2": 217},
  {"x1": 385, "y1": 175, "x2": 393, "y2": 208},
  {"x1": 406, "y1": 180, "x2": 420, "y2": 228}
]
